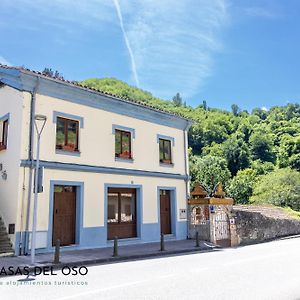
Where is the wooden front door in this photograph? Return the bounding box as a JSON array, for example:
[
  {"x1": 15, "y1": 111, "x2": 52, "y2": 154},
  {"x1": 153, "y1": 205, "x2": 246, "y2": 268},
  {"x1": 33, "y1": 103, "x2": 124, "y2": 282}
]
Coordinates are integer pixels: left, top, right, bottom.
[
  {"x1": 160, "y1": 190, "x2": 171, "y2": 234},
  {"x1": 52, "y1": 185, "x2": 76, "y2": 246}
]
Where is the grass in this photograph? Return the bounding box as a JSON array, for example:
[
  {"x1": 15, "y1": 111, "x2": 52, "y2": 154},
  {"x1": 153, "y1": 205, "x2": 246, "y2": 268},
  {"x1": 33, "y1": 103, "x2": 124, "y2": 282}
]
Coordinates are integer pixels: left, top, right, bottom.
[{"x1": 282, "y1": 207, "x2": 300, "y2": 219}]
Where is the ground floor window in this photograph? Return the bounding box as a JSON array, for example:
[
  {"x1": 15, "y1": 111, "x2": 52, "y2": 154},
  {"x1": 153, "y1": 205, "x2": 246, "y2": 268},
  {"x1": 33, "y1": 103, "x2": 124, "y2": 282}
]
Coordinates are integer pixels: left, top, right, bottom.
[
  {"x1": 107, "y1": 188, "x2": 136, "y2": 240},
  {"x1": 0, "y1": 118, "x2": 8, "y2": 151}
]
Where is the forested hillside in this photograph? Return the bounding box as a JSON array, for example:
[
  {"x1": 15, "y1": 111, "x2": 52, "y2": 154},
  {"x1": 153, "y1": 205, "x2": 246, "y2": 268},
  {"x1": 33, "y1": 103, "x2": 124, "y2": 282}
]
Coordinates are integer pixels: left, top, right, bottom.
[{"x1": 80, "y1": 78, "x2": 300, "y2": 211}]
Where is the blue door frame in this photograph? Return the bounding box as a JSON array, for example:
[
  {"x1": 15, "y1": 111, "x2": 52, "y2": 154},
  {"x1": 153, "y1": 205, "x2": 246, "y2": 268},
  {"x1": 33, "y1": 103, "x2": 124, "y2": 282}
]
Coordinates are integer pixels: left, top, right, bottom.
[
  {"x1": 157, "y1": 186, "x2": 177, "y2": 236},
  {"x1": 104, "y1": 184, "x2": 143, "y2": 241},
  {"x1": 48, "y1": 180, "x2": 84, "y2": 250}
]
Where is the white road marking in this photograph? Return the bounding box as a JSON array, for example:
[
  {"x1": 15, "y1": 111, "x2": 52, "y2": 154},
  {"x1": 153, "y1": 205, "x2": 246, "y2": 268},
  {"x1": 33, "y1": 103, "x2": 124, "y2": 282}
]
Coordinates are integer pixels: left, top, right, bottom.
[
  {"x1": 56, "y1": 279, "x2": 150, "y2": 300},
  {"x1": 55, "y1": 274, "x2": 178, "y2": 300}
]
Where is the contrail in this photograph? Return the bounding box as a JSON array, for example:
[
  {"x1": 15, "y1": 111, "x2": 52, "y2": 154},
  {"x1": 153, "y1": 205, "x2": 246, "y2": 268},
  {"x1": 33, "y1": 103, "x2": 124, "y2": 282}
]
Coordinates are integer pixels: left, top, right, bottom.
[{"x1": 113, "y1": 0, "x2": 139, "y2": 87}]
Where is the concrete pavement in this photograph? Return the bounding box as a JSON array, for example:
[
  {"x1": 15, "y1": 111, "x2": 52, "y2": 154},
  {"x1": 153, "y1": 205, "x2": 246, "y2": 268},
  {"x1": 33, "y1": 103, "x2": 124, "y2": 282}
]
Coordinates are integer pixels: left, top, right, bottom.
[
  {"x1": 0, "y1": 239, "x2": 216, "y2": 274},
  {"x1": 1, "y1": 237, "x2": 300, "y2": 299}
]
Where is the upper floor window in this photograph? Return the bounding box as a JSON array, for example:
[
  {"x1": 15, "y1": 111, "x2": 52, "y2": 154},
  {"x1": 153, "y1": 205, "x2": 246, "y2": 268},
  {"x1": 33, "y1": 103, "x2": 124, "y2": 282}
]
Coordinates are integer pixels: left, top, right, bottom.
[
  {"x1": 159, "y1": 138, "x2": 172, "y2": 164},
  {"x1": 56, "y1": 117, "x2": 79, "y2": 152},
  {"x1": 0, "y1": 119, "x2": 8, "y2": 151},
  {"x1": 115, "y1": 129, "x2": 132, "y2": 159}
]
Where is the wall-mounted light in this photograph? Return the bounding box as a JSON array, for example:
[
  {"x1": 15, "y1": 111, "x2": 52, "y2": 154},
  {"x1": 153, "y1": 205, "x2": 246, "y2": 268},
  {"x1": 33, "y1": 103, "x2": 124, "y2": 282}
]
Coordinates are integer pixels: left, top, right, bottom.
[{"x1": 2, "y1": 170, "x2": 7, "y2": 180}]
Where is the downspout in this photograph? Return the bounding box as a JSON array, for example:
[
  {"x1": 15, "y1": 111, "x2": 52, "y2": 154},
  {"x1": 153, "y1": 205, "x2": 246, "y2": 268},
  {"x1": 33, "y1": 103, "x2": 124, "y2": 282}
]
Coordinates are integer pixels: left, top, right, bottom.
[
  {"x1": 23, "y1": 77, "x2": 39, "y2": 255},
  {"x1": 183, "y1": 120, "x2": 193, "y2": 238}
]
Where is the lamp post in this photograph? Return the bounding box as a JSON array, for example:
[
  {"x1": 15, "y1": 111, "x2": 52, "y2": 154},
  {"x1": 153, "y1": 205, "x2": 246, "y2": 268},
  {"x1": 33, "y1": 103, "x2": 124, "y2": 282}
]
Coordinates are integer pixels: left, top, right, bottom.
[{"x1": 31, "y1": 114, "x2": 47, "y2": 265}]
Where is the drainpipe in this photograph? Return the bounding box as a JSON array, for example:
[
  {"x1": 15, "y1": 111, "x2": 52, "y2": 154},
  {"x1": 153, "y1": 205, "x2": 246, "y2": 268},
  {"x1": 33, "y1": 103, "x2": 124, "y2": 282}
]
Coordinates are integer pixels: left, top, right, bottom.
[
  {"x1": 183, "y1": 120, "x2": 193, "y2": 238},
  {"x1": 23, "y1": 77, "x2": 39, "y2": 255}
]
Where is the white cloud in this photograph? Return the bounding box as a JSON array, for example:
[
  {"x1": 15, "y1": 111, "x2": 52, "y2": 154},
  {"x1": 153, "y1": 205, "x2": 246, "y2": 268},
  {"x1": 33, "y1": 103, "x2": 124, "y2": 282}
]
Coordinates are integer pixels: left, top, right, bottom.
[
  {"x1": 113, "y1": 0, "x2": 139, "y2": 87},
  {"x1": 243, "y1": 6, "x2": 282, "y2": 19},
  {"x1": 0, "y1": 56, "x2": 11, "y2": 66},
  {"x1": 0, "y1": 0, "x2": 116, "y2": 30},
  {"x1": 0, "y1": 0, "x2": 229, "y2": 99},
  {"x1": 119, "y1": 0, "x2": 229, "y2": 98}
]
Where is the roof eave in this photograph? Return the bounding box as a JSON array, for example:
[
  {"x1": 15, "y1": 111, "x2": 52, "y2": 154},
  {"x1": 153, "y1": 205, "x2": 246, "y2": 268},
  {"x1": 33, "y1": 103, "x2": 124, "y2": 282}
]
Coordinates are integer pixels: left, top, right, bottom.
[{"x1": 0, "y1": 66, "x2": 192, "y2": 130}]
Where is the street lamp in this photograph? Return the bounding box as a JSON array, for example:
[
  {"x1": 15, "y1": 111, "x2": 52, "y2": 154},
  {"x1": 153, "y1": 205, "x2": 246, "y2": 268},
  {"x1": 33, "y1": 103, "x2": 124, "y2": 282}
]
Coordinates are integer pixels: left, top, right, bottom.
[{"x1": 31, "y1": 114, "x2": 47, "y2": 265}]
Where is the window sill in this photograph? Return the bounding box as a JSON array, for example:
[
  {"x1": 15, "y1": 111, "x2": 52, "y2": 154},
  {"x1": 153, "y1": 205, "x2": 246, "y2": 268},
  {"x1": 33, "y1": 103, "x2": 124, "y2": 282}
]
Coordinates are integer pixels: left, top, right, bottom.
[
  {"x1": 56, "y1": 149, "x2": 81, "y2": 157},
  {"x1": 115, "y1": 157, "x2": 134, "y2": 163}
]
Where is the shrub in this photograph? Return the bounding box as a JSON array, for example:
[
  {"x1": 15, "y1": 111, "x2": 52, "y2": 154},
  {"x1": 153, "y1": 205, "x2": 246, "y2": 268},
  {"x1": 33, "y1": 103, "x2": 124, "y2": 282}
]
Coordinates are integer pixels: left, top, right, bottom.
[
  {"x1": 190, "y1": 155, "x2": 231, "y2": 194},
  {"x1": 227, "y1": 169, "x2": 257, "y2": 204},
  {"x1": 250, "y1": 168, "x2": 300, "y2": 210}
]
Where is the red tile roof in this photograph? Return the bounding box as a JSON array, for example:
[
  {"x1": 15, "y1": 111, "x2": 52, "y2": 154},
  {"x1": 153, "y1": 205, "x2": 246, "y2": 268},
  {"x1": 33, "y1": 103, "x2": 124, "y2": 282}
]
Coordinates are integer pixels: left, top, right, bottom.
[{"x1": 0, "y1": 64, "x2": 190, "y2": 121}]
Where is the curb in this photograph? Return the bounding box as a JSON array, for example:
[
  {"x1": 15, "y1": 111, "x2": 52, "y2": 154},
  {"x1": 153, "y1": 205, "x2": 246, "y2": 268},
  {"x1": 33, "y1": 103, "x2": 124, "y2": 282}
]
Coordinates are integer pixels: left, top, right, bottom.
[
  {"x1": 278, "y1": 234, "x2": 300, "y2": 241},
  {"x1": 0, "y1": 246, "x2": 217, "y2": 278}
]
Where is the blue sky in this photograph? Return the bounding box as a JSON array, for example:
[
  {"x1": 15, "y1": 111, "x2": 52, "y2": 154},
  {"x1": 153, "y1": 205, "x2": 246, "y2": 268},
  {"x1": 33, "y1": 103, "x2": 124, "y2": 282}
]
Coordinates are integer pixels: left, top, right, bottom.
[{"x1": 0, "y1": 0, "x2": 299, "y2": 111}]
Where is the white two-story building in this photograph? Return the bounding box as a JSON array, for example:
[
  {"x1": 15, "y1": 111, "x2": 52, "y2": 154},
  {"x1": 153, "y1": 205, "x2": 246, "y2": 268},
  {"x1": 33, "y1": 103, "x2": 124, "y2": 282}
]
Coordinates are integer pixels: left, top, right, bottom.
[{"x1": 0, "y1": 64, "x2": 192, "y2": 255}]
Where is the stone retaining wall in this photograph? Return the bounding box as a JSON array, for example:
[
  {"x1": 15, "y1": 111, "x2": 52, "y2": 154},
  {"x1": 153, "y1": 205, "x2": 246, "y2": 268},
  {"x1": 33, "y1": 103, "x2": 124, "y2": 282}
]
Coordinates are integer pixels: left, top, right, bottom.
[{"x1": 233, "y1": 205, "x2": 300, "y2": 245}]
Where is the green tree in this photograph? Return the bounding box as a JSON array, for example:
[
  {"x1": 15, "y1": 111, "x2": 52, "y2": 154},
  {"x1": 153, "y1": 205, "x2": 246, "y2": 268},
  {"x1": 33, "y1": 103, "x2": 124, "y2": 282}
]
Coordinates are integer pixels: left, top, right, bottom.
[
  {"x1": 251, "y1": 160, "x2": 275, "y2": 175},
  {"x1": 79, "y1": 77, "x2": 300, "y2": 183},
  {"x1": 250, "y1": 168, "x2": 300, "y2": 211},
  {"x1": 188, "y1": 123, "x2": 205, "y2": 154},
  {"x1": 249, "y1": 131, "x2": 275, "y2": 162},
  {"x1": 202, "y1": 142, "x2": 223, "y2": 157},
  {"x1": 42, "y1": 67, "x2": 64, "y2": 79},
  {"x1": 190, "y1": 155, "x2": 231, "y2": 194},
  {"x1": 227, "y1": 169, "x2": 257, "y2": 204},
  {"x1": 203, "y1": 115, "x2": 232, "y2": 145},
  {"x1": 278, "y1": 135, "x2": 300, "y2": 171},
  {"x1": 290, "y1": 154, "x2": 300, "y2": 171},
  {"x1": 223, "y1": 137, "x2": 250, "y2": 176},
  {"x1": 252, "y1": 107, "x2": 268, "y2": 120},
  {"x1": 172, "y1": 93, "x2": 183, "y2": 107},
  {"x1": 42, "y1": 67, "x2": 54, "y2": 77},
  {"x1": 236, "y1": 119, "x2": 252, "y2": 143},
  {"x1": 231, "y1": 104, "x2": 240, "y2": 116}
]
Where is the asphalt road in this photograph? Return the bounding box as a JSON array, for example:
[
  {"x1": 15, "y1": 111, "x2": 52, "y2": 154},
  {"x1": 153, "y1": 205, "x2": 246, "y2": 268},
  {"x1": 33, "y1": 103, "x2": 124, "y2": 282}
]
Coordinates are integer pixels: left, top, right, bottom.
[{"x1": 1, "y1": 237, "x2": 300, "y2": 300}]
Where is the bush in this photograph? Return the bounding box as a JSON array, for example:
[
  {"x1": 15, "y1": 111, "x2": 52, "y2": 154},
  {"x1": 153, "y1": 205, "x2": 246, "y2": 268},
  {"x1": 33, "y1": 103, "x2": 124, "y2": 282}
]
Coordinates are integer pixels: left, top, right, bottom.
[
  {"x1": 190, "y1": 155, "x2": 231, "y2": 194},
  {"x1": 251, "y1": 160, "x2": 275, "y2": 175},
  {"x1": 250, "y1": 168, "x2": 300, "y2": 210},
  {"x1": 227, "y1": 169, "x2": 257, "y2": 204}
]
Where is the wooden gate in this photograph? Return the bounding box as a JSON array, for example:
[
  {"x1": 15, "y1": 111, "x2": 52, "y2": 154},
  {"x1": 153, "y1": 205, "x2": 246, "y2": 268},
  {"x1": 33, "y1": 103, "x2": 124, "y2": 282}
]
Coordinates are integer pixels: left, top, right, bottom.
[{"x1": 214, "y1": 208, "x2": 230, "y2": 247}]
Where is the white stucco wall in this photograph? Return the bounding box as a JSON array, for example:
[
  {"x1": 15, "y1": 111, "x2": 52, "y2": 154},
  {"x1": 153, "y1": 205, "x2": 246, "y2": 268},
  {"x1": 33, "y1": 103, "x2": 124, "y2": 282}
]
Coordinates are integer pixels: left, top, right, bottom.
[
  {"x1": 27, "y1": 93, "x2": 186, "y2": 175},
  {"x1": 1, "y1": 83, "x2": 189, "y2": 252},
  {"x1": 0, "y1": 86, "x2": 24, "y2": 238},
  {"x1": 23, "y1": 169, "x2": 187, "y2": 230}
]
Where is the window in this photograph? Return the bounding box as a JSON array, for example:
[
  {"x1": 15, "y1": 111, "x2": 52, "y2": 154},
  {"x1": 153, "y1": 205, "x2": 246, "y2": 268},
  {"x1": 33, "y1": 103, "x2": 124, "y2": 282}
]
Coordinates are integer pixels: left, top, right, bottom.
[
  {"x1": 115, "y1": 129, "x2": 132, "y2": 159},
  {"x1": 159, "y1": 138, "x2": 172, "y2": 164},
  {"x1": 0, "y1": 119, "x2": 8, "y2": 151},
  {"x1": 107, "y1": 191, "x2": 136, "y2": 223},
  {"x1": 56, "y1": 117, "x2": 79, "y2": 152},
  {"x1": 108, "y1": 204, "x2": 116, "y2": 221},
  {"x1": 107, "y1": 188, "x2": 137, "y2": 240}
]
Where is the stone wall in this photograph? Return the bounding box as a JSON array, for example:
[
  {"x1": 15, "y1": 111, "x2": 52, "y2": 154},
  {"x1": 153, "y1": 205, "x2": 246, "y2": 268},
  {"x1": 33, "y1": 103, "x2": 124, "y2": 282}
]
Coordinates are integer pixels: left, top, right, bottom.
[{"x1": 233, "y1": 205, "x2": 300, "y2": 245}]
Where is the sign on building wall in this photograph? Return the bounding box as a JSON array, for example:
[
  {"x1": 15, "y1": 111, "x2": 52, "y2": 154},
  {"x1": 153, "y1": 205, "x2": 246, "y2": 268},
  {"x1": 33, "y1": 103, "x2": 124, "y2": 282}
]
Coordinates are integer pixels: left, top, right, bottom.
[{"x1": 179, "y1": 208, "x2": 187, "y2": 219}]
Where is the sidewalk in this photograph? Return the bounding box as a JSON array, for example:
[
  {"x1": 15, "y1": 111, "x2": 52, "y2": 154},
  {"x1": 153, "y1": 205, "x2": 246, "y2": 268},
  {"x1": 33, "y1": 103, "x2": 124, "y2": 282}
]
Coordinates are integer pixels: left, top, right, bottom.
[{"x1": 0, "y1": 239, "x2": 218, "y2": 276}]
